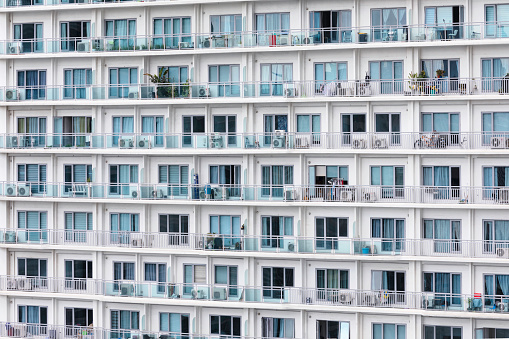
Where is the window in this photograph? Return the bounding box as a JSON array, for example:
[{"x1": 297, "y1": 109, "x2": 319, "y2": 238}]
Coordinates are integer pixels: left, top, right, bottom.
[
  {"x1": 213, "y1": 115, "x2": 237, "y2": 146},
  {"x1": 182, "y1": 115, "x2": 205, "y2": 146},
  {"x1": 113, "y1": 262, "x2": 135, "y2": 287},
  {"x1": 422, "y1": 166, "x2": 460, "y2": 199},
  {"x1": 484, "y1": 274, "x2": 509, "y2": 306},
  {"x1": 64, "y1": 164, "x2": 92, "y2": 193},
  {"x1": 111, "y1": 213, "x2": 139, "y2": 244},
  {"x1": 371, "y1": 219, "x2": 405, "y2": 251},
  {"x1": 18, "y1": 258, "x2": 47, "y2": 278},
  {"x1": 261, "y1": 216, "x2": 293, "y2": 248},
  {"x1": 17, "y1": 117, "x2": 46, "y2": 147},
  {"x1": 423, "y1": 272, "x2": 461, "y2": 306},
  {"x1": 260, "y1": 63, "x2": 293, "y2": 96},
  {"x1": 316, "y1": 269, "x2": 349, "y2": 300},
  {"x1": 157, "y1": 66, "x2": 189, "y2": 97},
  {"x1": 423, "y1": 326, "x2": 462, "y2": 339},
  {"x1": 18, "y1": 305, "x2": 47, "y2": 325},
  {"x1": 63, "y1": 69, "x2": 92, "y2": 99},
  {"x1": 341, "y1": 113, "x2": 366, "y2": 145},
  {"x1": 160, "y1": 313, "x2": 189, "y2": 334},
  {"x1": 317, "y1": 320, "x2": 350, "y2": 339},
  {"x1": 111, "y1": 310, "x2": 139, "y2": 339},
  {"x1": 483, "y1": 220, "x2": 509, "y2": 252},
  {"x1": 65, "y1": 212, "x2": 92, "y2": 243},
  {"x1": 315, "y1": 62, "x2": 347, "y2": 84},
  {"x1": 54, "y1": 116, "x2": 92, "y2": 147},
  {"x1": 373, "y1": 323, "x2": 406, "y2": 339},
  {"x1": 423, "y1": 219, "x2": 461, "y2": 253},
  {"x1": 159, "y1": 214, "x2": 189, "y2": 245},
  {"x1": 65, "y1": 260, "x2": 92, "y2": 290},
  {"x1": 262, "y1": 317, "x2": 295, "y2": 338},
  {"x1": 215, "y1": 265, "x2": 238, "y2": 297},
  {"x1": 264, "y1": 114, "x2": 288, "y2": 146},
  {"x1": 372, "y1": 270, "x2": 406, "y2": 303},
  {"x1": 210, "y1": 15, "x2": 242, "y2": 34},
  {"x1": 424, "y1": 6, "x2": 464, "y2": 39},
  {"x1": 263, "y1": 267, "x2": 294, "y2": 299},
  {"x1": 256, "y1": 13, "x2": 290, "y2": 32},
  {"x1": 485, "y1": 5, "x2": 509, "y2": 37},
  {"x1": 375, "y1": 113, "x2": 400, "y2": 145},
  {"x1": 370, "y1": 166, "x2": 404, "y2": 198},
  {"x1": 145, "y1": 263, "x2": 166, "y2": 293},
  {"x1": 209, "y1": 65, "x2": 240, "y2": 97},
  {"x1": 109, "y1": 164, "x2": 138, "y2": 195},
  {"x1": 296, "y1": 114, "x2": 321, "y2": 145},
  {"x1": 369, "y1": 61, "x2": 404, "y2": 94},
  {"x1": 18, "y1": 211, "x2": 47, "y2": 242},
  {"x1": 482, "y1": 112, "x2": 509, "y2": 138},
  {"x1": 105, "y1": 19, "x2": 136, "y2": 50},
  {"x1": 17, "y1": 70, "x2": 46, "y2": 100},
  {"x1": 476, "y1": 327, "x2": 509, "y2": 338},
  {"x1": 14, "y1": 23, "x2": 43, "y2": 53},
  {"x1": 60, "y1": 21, "x2": 90, "y2": 51},
  {"x1": 158, "y1": 164, "x2": 189, "y2": 196},
  {"x1": 261, "y1": 165, "x2": 293, "y2": 198},
  {"x1": 315, "y1": 217, "x2": 348, "y2": 249},
  {"x1": 482, "y1": 58, "x2": 509, "y2": 92},
  {"x1": 18, "y1": 164, "x2": 46, "y2": 194},
  {"x1": 309, "y1": 10, "x2": 352, "y2": 43},
  {"x1": 65, "y1": 308, "x2": 93, "y2": 335},
  {"x1": 183, "y1": 264, "x2": 206, "y2": 294},
  {"x1": 308, "y1": 166, "x2": 349, "y2": 198},
  {"x1": 371, "y1": 8, "x2": 406, "y2": 41},
  {"x1": 210, "y1": 315, "x2": 241, "y2": 337},
  {"x1": 421, "y1": 113, "x2": 460, "y2": 146},
  {"x1": 210, "y1": 215, "x2": 241, "y2": 249},
  {"x1": 209, "y1": 165, "x2": 241, "y2": 198},
  {"x1": 109, "y1": 68, "x2": 138, "y2": 98},
  {"x1": 421, "y1": 59, "x2": 459, "y2": 80},
  {"x1": 153, "y1": 17, "x2": 191, "y2": 49},
  {"x1": 141, "y1": 116, "x2": 164, "y2": 147}
]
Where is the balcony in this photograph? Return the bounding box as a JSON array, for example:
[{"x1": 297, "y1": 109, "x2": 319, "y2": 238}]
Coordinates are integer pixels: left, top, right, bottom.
[
  {"x1": 0, "y1": 322, "x2": 266, "y2": 339},
  {"x1": 1, "y1": 22, "x2": 508, "y2": 52},
  {"x1": 1, "y1": 132, "x2": 509, "y2": 151},
  {"x1": 1, "y1": 77, "x2": 508, "y2": 103},
  {"x1": 1, "y1": 276, "x2": 508, "y2": 315},
  {"x1": 2, "y1": 229, "x2": 509, "y2": 261},
  {"x1": 0, "y1": 182, "x2": 507, "y2": 206}
]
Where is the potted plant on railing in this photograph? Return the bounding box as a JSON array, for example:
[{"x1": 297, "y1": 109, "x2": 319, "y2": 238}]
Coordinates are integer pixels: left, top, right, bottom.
[
  {"x1": 144, "y1": 68, "x2": 172, "y2": 98},
  {"x1": 436, "y1": 69, "x2": 445, "y2": 78}
]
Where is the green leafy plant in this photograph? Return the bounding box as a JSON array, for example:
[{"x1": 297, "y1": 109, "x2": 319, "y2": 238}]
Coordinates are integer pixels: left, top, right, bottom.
[
  {"x1": 436, "y1": 69, "x2": 445, "y2": 78},
  {"x1": 144, "y1": 68, "x2": 172, "y2": 98}
]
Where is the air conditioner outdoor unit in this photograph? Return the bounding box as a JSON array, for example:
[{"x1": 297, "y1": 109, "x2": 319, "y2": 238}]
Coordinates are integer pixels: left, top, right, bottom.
[
  {"x1": 119, "y1": 137, "x2": 134, "y2": 148},
  {"x1": 361, "y1": 190, "x2": 377, "y2": 202},
  {"x1": 6, "y1": 89, "x2": 19, "y2": 101},
  {"x1": 373, "y1": 137, "x2": 388, "y2": 149},
  {"x1": 497, "y1": 188, "x2": 509, "y2": 203},
  {"x1": 6, "y1": 184, "x2": 17, "y2": 196},
  {"x1": 295, "y1": 136, "x2": 310, "y2": 148},
  {"x1": 286, "y1": 242, "x2": 295, "y2": 251},
  {"x1": 120, "y1": 283, "x2": 134, "y2": 296},
  {"x1": 213, "y1": 287, "x2": 227, "y2": 300},
  {"x1": 91, "y1": 39, "x2": 102, "y2": 51},
  {"x1": 8, "y1": 42, "x2": 22, "y2": 54},
  {"x1": 340, "y1": 190, "x2": 354, "y2": 202},
  {"x1": 198, "y1": 86, "x2": 209, "y2": 97},
  {"x1": 491, "y1": 136, "x2": 506, "y2": 149},
  {"x1": 7, "y1": 277, "x2": 17, "y2": 290},
  {"x1": 4, "y1": 231, "x2": 16, "y2": 243},
  {"x1": 280, "y1": 36, "x2": 289, "y2": 45},
  {"x1": 496, "y1": 247, "x2": 509, "y2": 258},
  {"x1": 363, "y1": 292, "x2": 377, "y2": 306},
  {"x1": 77, "y1": 40, "x2": 89, "y2": 52},
  {"x1": 352, "y1": 138, "x2": 367, "y2": 149},
  {"x1": 284, "y1": 186, "x2": 295, "y2": 200},
  {"x1": 7, "y1": 136, "x2": 19, "y2": 147},
  {"x1": 211, "y1": 185, "x2": 223, "y2": 200},
  {"x1": 422, "y1": 292, "x2": 435, "y2": 308},
  {"x1": 273, "y1": 135, "x2": 286, "y2": 148},
  {"x1": 199, "y1": 187, "x2": 207, "y2": 199},
  {"x1": 210, "y1": 134, "x2": 224, "y2": 148},
  {"x1": 284, "y1": 84, "x2": 296, "y2": 97},
  {"x1": 17, "y1": 278, "x2": 32, "y2": 291},
  {"x1": 128, "y1": 87, "x2": 139, "y2": 99},
  {"x1": 339, "y1": 293, "x2": 352, "y2": 304},
  {"x1": 151, "y1": 189, "x2": 164, "y2": 199},
  {"x1": 129, "y1": 186, "x2": 139, "y2": 198},
  {"x1": 17, "y1": 184, "x2": 30, "y2": 197},
  {"x1": 136, "y1": 136, "x2": 151, "y2": 148}
]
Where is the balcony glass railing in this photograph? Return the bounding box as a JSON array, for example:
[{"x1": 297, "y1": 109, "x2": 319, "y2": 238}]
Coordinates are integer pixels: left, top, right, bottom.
[
  {"x1": 1, "y1": 77, "x2": 509, "y2": 102},
  {"x1": 1, "y1": 22, "x2": 508, "y2": 51},
  {"x1": 2, "y1": 229, "x2": 509, "y2": 260},
  {"x1": 1, "y1": 132, "x2": 508, "y2": 150},
  {"x1": 0, "y1": 322, "x2": 270, "y2": 339},
  {"x1": 1, "y1": 276, "x2": 507, "y2": 315},
  {"x1": 0, "y1": 182, "x2": 506, "y2": 205}
]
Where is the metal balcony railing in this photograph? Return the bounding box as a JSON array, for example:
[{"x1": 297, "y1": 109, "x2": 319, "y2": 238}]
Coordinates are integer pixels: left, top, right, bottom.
[
  {"x1": 1, "y1": 77, "x2": 509, "y2": 102},
  {"x1": 0, "y1": 22, "x2": 508, "y2": 50},
  {"x1": 0, "y1": 182, "x2": 507, "y2": 206},
  {"x1": 2, "y1": 229, "x2": 509, "y2": 260},
  {"x1": 1, "y1": 276, "x2": 508, "y2": 315},
  {"x1": 1, "y1": 132, "x2": 509, "y2": 151}
]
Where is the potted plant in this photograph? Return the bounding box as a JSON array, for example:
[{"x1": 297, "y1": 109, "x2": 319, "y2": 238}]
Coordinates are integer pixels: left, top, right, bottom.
[
  {"x1": 144, "y1": 68, "x2": 171, "y2": 98},
  {"x1": 436, "y1": 69, "x2": 445, "y2": 78}
]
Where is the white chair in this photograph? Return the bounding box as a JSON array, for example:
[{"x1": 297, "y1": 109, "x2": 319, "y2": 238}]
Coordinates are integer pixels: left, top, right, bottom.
[{"x1": 448, "y1": 29, "x2": 458, "y2": 40}]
